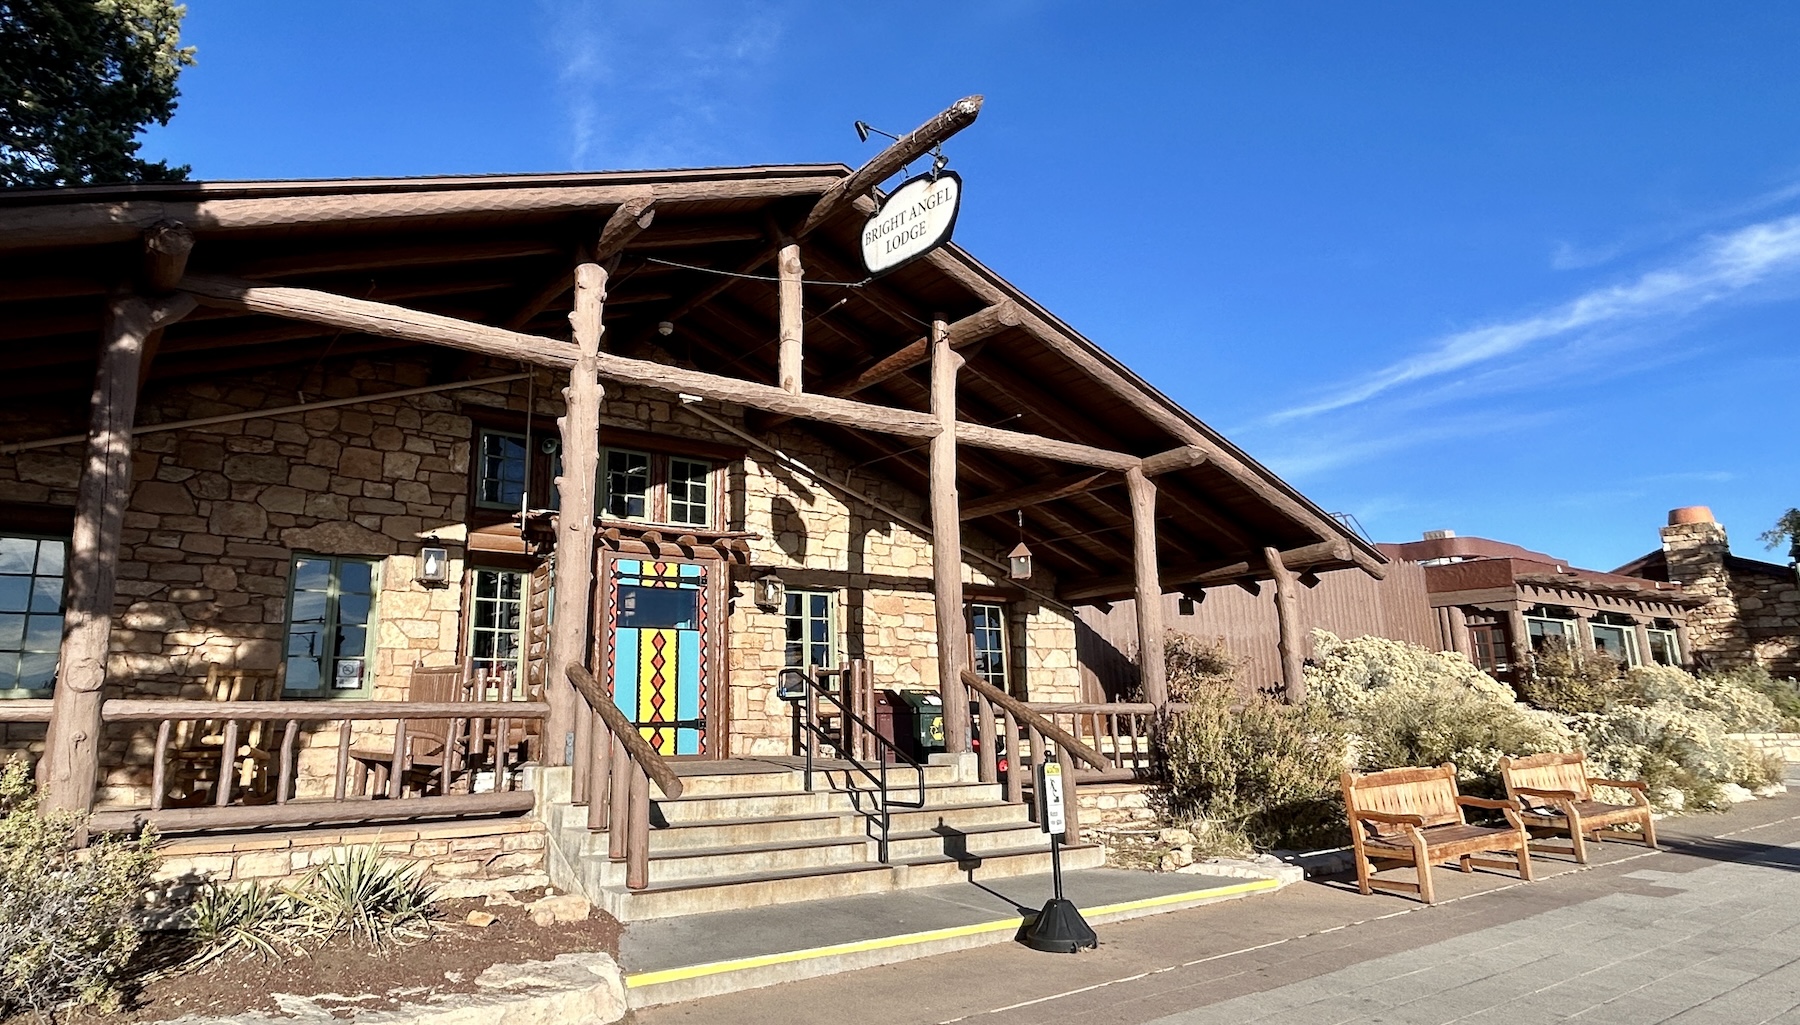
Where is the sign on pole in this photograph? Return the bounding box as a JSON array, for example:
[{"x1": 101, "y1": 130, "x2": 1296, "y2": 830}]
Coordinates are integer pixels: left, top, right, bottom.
[
  {"x1": 861, "y1": 171, "x2": 962, "y2": 275},
  {"x1": 1040, "y1": 759, "x2": 1065, "y2": 836}
]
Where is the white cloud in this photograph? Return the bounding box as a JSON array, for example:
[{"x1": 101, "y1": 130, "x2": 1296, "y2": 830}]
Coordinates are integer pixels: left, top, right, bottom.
[{"x1": 1269, "y1": 211, "x2": 1800, "y2": 424}]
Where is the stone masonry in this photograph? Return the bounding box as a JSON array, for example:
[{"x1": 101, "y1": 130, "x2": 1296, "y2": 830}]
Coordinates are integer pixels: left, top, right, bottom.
[{"x1": 1660, "y1": 511, "x2": 1800, "y2": 678}]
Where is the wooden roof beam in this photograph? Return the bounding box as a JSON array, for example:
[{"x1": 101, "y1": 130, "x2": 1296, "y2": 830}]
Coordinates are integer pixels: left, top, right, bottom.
[
  {"x1": 501, "y1": 191, "x2": 656, "y2": 331},
  {"x1": 799, "y1": 96, "x2": 983, "y2": 238},
  {"x1": 1059, "y1": 539, "x2": 1355, "y2": 603},
  {"x1": 960, "y1": 470, "x2": 1112, "y2": 521}
]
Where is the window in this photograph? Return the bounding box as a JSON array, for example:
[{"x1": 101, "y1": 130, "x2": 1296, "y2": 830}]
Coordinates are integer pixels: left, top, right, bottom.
[
  {"x1": 285, "y1": 555, "x2": 379, "y2": 696},
  {"x1": 968, "y1": 602, "x2": 1010, "y2": 692},
  {"x1": 1589, "y1": 613, "x2": 1640, "y2": 665},
  {"x1": 468, "y1": 569, "x2": 526, "y2": 678},
  {"x1": 602, "y1": 448, "x2": 651, "y2": 520},
  {"x1": 0, "y1": 535, "x2": 65, "y2": 696},
  {"x1": 1468, "y1": 622, "x2": 1508, "y2": 674},
  {"x1": 476, "y1": 430, "x2": 529, "y2": 510},
  {"x1": 1647, "y1": 627, "x2": 1681, "y2": 666},
  {"x1": 784, "y1": 590, "x2": 836, "y2": 670},
  {"x1": 1524, "y1": 605, "x2": 1577, "y2": 653},
  {"x1": 668, "y1": 458, "x2": 713, "y2": 526}
]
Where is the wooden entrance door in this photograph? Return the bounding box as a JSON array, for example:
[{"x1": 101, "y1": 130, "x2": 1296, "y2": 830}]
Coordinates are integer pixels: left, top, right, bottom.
[{"x1": 597, "y1": 552, "x2": 725, "y2": 757}]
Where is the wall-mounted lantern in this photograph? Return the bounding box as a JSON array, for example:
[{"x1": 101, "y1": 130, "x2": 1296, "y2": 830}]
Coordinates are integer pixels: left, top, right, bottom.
[
  {"x1": 1008, "y1": 542, "x2": 1034, "y2": 581},
  {"x1": 754, "y1": 570, "x2": 786, "y2": 611},
  {"x1": 416, "y1": 536, "x2": 451, "y2": 589}
]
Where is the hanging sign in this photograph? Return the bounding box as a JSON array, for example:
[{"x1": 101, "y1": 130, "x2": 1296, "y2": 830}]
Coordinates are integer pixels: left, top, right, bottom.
[
  {"x1": 1040, "y1": 758, "x2": 1066, "y2": 836},
  {"x1": 861, "y1": 171, "x2": 962, "y2": 275}
]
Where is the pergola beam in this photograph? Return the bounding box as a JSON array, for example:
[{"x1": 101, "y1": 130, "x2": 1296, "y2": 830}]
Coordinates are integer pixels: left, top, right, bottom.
[
  {"x1": 1060, "y1": 539, "x2": 1355, "y2": 603},
  {"x1": 812, "y1": 301, "x2": 1021, "y2": 400},
  {"x1": 960, "y1": 469, "x2": 1112, "y2": 521}
]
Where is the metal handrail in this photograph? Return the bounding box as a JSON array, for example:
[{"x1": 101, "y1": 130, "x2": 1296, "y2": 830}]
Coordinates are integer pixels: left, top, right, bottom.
[{"x1": 782, "y1": 665, "x2": 925, "y2": 863}]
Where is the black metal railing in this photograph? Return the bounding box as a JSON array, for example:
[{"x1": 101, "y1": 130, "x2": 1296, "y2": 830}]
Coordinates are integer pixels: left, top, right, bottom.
[{"x1": 780, "y1": 664, "x2": 926, "y2": 862}]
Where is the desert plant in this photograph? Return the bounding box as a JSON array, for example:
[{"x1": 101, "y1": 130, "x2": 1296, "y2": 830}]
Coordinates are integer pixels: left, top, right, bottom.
[
  {"x1": 1306, "y1": 632, "x2": 1571, "y2": 794},
  {"x1": 1157, "y1": 681, "x2": 1349, "y2": 850},
  {"x1": 1703, "y1": 665, "x2": 1800, "y2": 729},
  {"x1": 1520, "y1": 637, "x2": 1626, "y2": 714},
  {"x1": 1164, "y1": 633, "x2": 1240, "y2": 702},
  {"x1": 0, "y1": 757, "x2": 158, "y2": 1017},
  {"x1": 295, "y1": 845, "x2": 436, "y2": 945},
  {"x1": 1621, "y1": 664, "x2": 1786, "y2": 733},
  {"x1": 186, "y1": 879, "x2": 296, "y2": 963}
]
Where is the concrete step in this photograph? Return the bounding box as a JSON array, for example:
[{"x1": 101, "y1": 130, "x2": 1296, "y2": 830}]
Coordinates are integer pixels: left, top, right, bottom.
[
  {"x1": 808, "y1": 762, "x2": 966, "y2": 788},
  {"x1": 892, "y1": 842, "x2": 1108, "y2": 887},
  {"x1": 821, "y1": 781, "x2": 1002, "y2": 809},
  {"x1": 645, "y1": 811, "x2": 856, "y2": 851},
  {"x1": 652, "y1": 789, "x2": 835, "y2": 823},
  {"x1": 600, "y1": 862, "x2": 898, "y2": 921},
  {"x1": 663, "y1": 770, "x2": 805, "y2": 797},
  {"x1": 591, "y1": 835, "x2": 873, "y2": 886},
  {"x1": 885, "y1": 800, "x2": 1033, "y2": 834},
  {"x1": 882, "y1": 821, "x2": 1055, "y2": 861}
]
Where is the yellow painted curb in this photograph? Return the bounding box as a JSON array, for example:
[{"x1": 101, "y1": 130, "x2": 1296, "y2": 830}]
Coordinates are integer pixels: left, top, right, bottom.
[{"x1": 624, "y1": 876, "x2": 1280, "y2": 990}]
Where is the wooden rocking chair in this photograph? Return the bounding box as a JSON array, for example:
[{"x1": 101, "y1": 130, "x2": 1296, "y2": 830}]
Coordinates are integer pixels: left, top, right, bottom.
[
  {"x1": 165, "y1": 666, "x2": 283, "y2": 807},
  {"x1": 349, "y1": 665, "x2": 476, "y2": 798}
]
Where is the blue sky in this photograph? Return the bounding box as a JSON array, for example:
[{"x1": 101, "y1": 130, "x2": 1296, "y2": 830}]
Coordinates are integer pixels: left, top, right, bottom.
[{"x1": 141, "y1": 2, "x2": 1800, "y2": 571}]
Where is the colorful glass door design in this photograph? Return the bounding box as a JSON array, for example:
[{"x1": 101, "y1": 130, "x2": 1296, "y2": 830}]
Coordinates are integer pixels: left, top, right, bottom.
[{"x1": 603, "y1": 559, "x2": 709, "y2": 755}]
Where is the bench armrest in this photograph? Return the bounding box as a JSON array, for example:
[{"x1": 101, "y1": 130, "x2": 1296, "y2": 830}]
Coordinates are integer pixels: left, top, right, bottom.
[
  {"x1": 1513, "y1": 786, "x2": 1579, "y2": 801},
  {"x1": 1587, "y1": 778, "x2": 1646, "y2": 791},
  {"x1": 1456, "y1": 796, "x2": 1514, "y2": 811},
  {"x1": 1351, "y1": 810, "x2": 1426, "y2": 828}
]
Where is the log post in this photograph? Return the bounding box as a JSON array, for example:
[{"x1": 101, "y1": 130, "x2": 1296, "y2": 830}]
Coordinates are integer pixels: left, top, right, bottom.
[
  {"x1": 1125, "y1": 467, "x2": 1167, "y2": 706},
  {"x1": 39, "y1": 296, "x2": 157, "y2": 813},
  {"x1": 777, "y1": 243, "x2": 803, "y2": 394},
  {"x1": 546, "y1": 263, "x2": 607, "y2": 764},
  {"x1": 928, "y1": 317, "x2": 970, "y2": 752},
  {"x1": 1633, "y1": 619, "x2": 1653, "y2": 668},
  {"x1": 1264, "y1": 546, "x2": 1305, "y2": 704},
  {"x1": 1506, "y1": 607, "x2": 1533, "y2": 687},
  {"x1": 1448, "y1": 606, "x2": 1472, "y2": 657}
]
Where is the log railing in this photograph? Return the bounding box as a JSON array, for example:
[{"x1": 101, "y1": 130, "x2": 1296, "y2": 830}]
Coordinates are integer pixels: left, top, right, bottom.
[
  {"x1": 1023, "y1": 701, "x2": 1189, "y2": 783},
  {"x1": 86, "y1": 693, "x2": 546, "y2": 835},
  {"x1": 961, "y1": 671, "x2": 1108, "y2": 841},
  {"x1": 565, "y1": 662, "x2": 685, "y2": 891}
]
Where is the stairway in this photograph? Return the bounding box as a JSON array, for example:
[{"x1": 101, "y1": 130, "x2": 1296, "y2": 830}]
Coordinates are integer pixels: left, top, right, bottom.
[{"x1": 543, "y1": 756, "x2": 1106, "y2": 921}]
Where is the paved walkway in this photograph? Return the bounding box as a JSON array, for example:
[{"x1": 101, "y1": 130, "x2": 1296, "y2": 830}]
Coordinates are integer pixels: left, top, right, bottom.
[{"x1": 640, "y1": 785, "x2": 1800, "y2": 1025}]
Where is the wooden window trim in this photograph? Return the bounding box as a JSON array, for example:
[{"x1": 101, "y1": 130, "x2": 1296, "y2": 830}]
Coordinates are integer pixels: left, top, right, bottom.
[{"x1": 281, "y1": 553, "x2": 381, "y2": 700}]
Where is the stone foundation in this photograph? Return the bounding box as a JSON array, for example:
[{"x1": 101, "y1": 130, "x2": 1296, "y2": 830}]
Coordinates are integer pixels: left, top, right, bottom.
[
  {"x1": 1076, "y1": 781, "x2": 1158, "y2": 827},
  {"x1": 152, "y1": 818, "x2": 549, "y2": 899}
]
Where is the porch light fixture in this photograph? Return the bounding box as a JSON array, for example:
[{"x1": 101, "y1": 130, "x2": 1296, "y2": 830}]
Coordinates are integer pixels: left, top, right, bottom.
[
  {"x1": 753, "y1": 570, "x2": 786, "y2": 611},
  {"x1": 416, "y1": 537, "x2": 451, "y2": 589},
  {"x1": 1008, "y1": 543, "x2": 1033, "y2": 581}
]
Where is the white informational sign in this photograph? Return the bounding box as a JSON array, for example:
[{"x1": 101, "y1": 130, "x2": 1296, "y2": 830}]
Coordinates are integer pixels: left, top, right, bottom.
[
  {"x1": 1040, "y1": 759, "x2": 1066, "y2": 836},
  {"x1": 861, "y1": 171, "x2": 962, "y2": 275}
]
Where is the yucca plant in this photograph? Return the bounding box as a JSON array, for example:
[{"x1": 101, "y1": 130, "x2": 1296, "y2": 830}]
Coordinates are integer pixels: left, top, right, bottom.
[
  {"x1": 296, "y1": 846, "x2": 436, "y2": 945},
  {"x1": 186, "y1": 880, "x2": 296, "y2": 964}
]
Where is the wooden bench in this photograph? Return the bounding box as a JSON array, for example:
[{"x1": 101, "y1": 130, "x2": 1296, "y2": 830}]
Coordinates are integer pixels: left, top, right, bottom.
[
  {"x1": 1499, "y1": 751, "x2": 1657, "y2": 864},
  {"x1": 1342, "y1": 763, "x2": 1534, "y2": 904}
]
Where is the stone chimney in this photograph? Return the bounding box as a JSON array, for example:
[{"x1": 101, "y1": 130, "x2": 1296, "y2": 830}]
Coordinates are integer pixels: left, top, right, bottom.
[{"x1": 1660, "y1": 506, "x2": 1751, "y2": 669}]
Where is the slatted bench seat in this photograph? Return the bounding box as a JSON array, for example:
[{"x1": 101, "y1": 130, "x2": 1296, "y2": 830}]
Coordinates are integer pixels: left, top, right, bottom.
[
  {"x1": 1342, "y1": 763, "x2": 1534, "y2": 904},
  {"x1": 1499, "y1": 751, "x2": 1657, "y2": 864}
]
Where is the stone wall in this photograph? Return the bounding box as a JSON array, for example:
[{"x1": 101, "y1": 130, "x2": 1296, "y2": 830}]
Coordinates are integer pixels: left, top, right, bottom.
[
  {"x1": 0, "y1": 353, "x2": 1087, "y2": 797},
  {"x1": 1661, "y1": 518, "x2": 1800, "y2": 678}
]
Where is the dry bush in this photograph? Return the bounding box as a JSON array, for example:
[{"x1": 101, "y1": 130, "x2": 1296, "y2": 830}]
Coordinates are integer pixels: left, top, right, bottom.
[
  {"x1": 1520, "y1": 637, "x2": 1626, "y2": 714},
  {"x1": 1163, "y1": 633, "x2": 1239, "y2": 702},
  {"x1": 0, "y1": 758, "x2": 158, "y2": 1018}
]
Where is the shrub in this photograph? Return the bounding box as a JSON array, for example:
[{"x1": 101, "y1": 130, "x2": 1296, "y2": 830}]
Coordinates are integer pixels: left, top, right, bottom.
[
  {"x1": 1520, "y1": 637, "x2": 1626, "y2": 714},
  {"x1": 1306, "y1": 632, "x2": 1571, "y2": 793},
  {"x1": 1704, "y1": 665, "x2": 1800, "y2": 729},
  {"x1": 296, "y1": 845, "x2": 436, "y2": 946},
  {"x1": 1576, "y1": 701, "x2": 1782, "y2": 810},
  {"x1": 0, "y1": 758, "x2": 158, "y2": 1018},
  {"x1": 1164, "y1": 633, "x2": 1239, "y2": 702},
  {"x1": 187, "y1": 879, "x2": 295, "y2": 963},
  {"x1": 1157, "y1": 681, "x2": 1348, "y2": 850}
]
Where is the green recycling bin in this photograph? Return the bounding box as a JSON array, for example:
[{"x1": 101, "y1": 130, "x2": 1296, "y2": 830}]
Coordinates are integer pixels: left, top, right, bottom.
[{"x1": 885, "y1": 689, "x2": 945, "y2": 761}]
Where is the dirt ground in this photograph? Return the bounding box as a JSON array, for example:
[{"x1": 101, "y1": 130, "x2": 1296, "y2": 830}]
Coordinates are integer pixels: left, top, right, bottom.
[{"x1": 58, "y1": 890, "x2": 622, "y2": 1023}]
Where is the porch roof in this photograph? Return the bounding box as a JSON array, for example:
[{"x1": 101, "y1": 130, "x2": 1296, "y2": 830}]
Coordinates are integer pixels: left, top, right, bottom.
[{"x1": 0, "y1": 166, "x2": 1382, "y2": 604}]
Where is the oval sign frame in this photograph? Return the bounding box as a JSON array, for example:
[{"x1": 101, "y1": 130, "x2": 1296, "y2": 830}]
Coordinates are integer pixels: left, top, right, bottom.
[{"x1": 860, "y1": 170, "x2": 962, "y2": 276}]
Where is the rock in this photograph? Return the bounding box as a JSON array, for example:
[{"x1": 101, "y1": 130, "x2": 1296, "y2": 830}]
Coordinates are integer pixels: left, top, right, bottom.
[
  {"x1": 1169, "y1": 846, "x2": 1194, "y2": 868},
  {"x1": 466, "y1": 910, "x2": 498, "y2": 927},
  {"x1": 1755, "y1": 782, "x2": 1789, "y2": 798},
  {"x1": 527, "y1": 893, "x2": 591, "y2": 924},
  {"x1": 1157, "y1": 827, "x2": 1194, "y2": 846},
  {"x1": 1157, "y1": 853, "x2": 1179, "y2": 872},
  {"x1": 1720, "y1": 783, "x2": 1756, "y2": 804},
  {"x1": 487, "y1": 891, "x2": 525, "y2": 907},
  {"x1": 1657, "y1": 788, "x2": 1686, "y2": 811}
]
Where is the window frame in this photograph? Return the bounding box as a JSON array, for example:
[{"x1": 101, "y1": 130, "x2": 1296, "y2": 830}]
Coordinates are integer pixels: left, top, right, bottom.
[
  {"x1": 465, "y1": 565, "x2": 529, "y2": 682},
  {"x1": 281, "y1": 553, "x2": 382, "y2": 700},
  {"x1": 783, "y1": 588, "x2": 838, "y2": 672},
  {"x1": 1646, "y1": 627, "x2": 1682, "y2": 666},
  {"x1": 473, "y1": 428, "x2": 533, "y2": 512},
  {"x1": 0, "y1": 532, "x2": 68, "y2": 700},
  {"x1": 967, "y1": 601, "x2": 1012, "y2": 694}
]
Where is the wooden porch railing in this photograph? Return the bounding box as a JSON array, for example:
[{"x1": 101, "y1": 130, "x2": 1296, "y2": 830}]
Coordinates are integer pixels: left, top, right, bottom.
[
  {"x1": 86, "y1": 691, "x2": 546, "y2": 835},
  {"x1": 565, "y1": 662, "x2": 684, "y2": 890},
  {"x1": 1024, "y1": 701, "x2": 1189, "y2": 783},
  {"x1": 961, "y1": 671, "x2": 1108, "y2": 840}
]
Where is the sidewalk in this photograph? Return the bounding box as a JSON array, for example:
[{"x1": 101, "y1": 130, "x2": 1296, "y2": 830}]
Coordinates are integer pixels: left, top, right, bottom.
[
  {"x1": 639, "y1": 786, "x2": 1800, "y2": 1025},
  {"x1": 621, "y1": 866, "x2": 1282, "y2": 1007}
]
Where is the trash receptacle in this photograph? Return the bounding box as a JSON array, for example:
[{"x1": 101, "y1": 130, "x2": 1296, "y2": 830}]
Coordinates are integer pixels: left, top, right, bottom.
[{"x1": 886, "y1": 689, "x2": 945, "y2": 761}]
